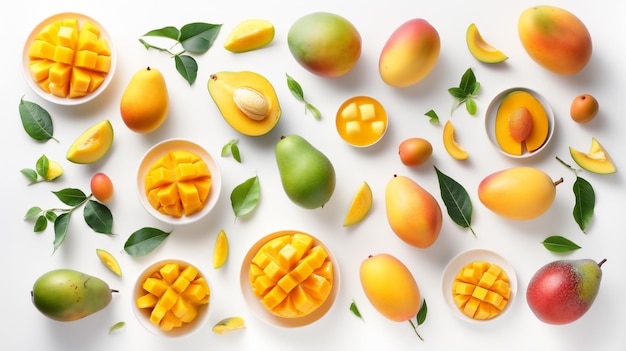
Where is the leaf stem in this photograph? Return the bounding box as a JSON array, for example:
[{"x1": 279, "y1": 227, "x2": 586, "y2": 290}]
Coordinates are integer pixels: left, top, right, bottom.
[{"x1": 408, "y1": 320, "x2": 424, "y2": 341}]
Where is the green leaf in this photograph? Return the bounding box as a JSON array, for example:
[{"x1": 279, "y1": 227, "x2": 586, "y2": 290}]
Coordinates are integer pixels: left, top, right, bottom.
[
  {"x1": 174, "y1": 54, "x2": 198, "y2": 85},
  {"x1": 416, "y1": 299, "x2": 428, "y2": 325},
  {"x1": 305, "y1": 102, "x2": 322, "y2": 120},
  {"x1": 179, "y1": 22, "x2": 221, "y2": 54},
  {"x1": 448, "y1": 87, "x2": 467, "y2": 99},
  {"x1": 434, "y1": 166, "x2": 476, "y2": 237},
  {"x1": 84, "y1": 200, "x2": 114, "y2": 234},
  {"x1": 24, "y1": 206, "x2": 42, "y2": 220},
  {"x1": 466, "y1": 98, "x2": 477, "y2": 115},
  {"x1": 21, "y1": 168, "x2": 38, "y2": 183},
  {"x1": 53, "y1": 188, "x2": 87, "y2": 206},
  {"x1": 34, "y1": 216, "x2": 48, "y2": 232},
  {"x1": 470, "y1": 81, "x2": 480, "y2": 95},
  {"x1": 221, "y1": 139, "x2": 241, "y2": 163},
  {"x1": 35, "y1": 154, "x2": 49, "y2": 178},
  {"x1": 124, "y1": 227, "x2": 171, "y2": 257},
  {"x1": 459, "y1": 68, "x2": 476, "y2": 94},
  {"x1": 424, "y1": 109, "x2": 440, "y2": 124},
  {"x1": 19, "y1": 98, "x2": 57, "y2": 142},
  {"x1": 143, "y1": 26, "x2": 180, "y2": 40},
  {"x1": 286, "y1": 73, "x2": 305, "y2": 101},
  {"x1": 573, "y1": 176, "x2": 595, "y2": 232},
  {"x1": 349, "y1": 300, "x2": 363, "y2": 321},
  {"x1": 231, "y1": 175, "x2": 260, "y2": 218},
  {"x1": 541, "y1": 235, "x2": 582, "y2": 253},
  {"x1": 109, "y1": 321, "x2": 125, "y2": 334},
  {"x1": 53, "y1": 212, "x2": 71, "y2": 253},
  {"x1": 45, "y1": 210, "x2": 57, "y2": 222},
  {"x1": 231, "y1": 143, "x2": 241, "y2": 163}
]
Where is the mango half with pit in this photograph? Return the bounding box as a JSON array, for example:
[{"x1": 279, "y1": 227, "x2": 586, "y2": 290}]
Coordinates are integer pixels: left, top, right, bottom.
[
  {"x1": 248, "y1": 232, "x2": 334, "y2": 318},
  {"x1": 208, "y1": 71, "x2": 281, "y2": 136},
  {"x1": 144, "y1": 150, "x2": 212, "y2": 218},
  {"x1": 494, "y1": 90, "x2": 550, "y2": 156},
  {"x1": 27, "y1": 16, "x2": 112, "y2": 99}
]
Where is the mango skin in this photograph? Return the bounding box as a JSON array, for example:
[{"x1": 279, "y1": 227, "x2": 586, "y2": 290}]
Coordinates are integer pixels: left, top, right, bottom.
[
  {"x1": 518, "y1": 6, "x2": 592, "y2": 75},
  {"x1": 360, "y1": 253, "x2": 421, "y2": 322},
  {"x1": 478, "y1": 167, "x2": 557, "y2": 220},
  {"x1": 379, "y1": 19, "x2": 440, "y2": 88},
  {"x1": 31, "y1": 269, "x2": 113, "y2": 322},
  {"x1": 288, "y1": 12, "x2": 361, "y2": 78},
  {"x1": 385, "y1": 175, "x2": 442, "y2": 248}
]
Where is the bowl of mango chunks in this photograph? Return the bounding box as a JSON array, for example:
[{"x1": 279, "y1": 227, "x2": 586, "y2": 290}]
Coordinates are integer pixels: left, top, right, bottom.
[
  {"x1": 240, "y1": 230, "x2": 340, "y2": 328},
  {"x1": 132, "y1": 259, "x2": 211, "y2": 337},
  {"x1": 22, "y1": 12, "x2": 116, "y2": 105},
  {"x1": 136, "y1": 139, "x2": 222, "y2": 226}
]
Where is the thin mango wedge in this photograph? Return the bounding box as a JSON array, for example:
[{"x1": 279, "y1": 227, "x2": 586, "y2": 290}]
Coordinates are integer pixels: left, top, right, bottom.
[
  {"x1": 213, "y1": 230, "x2": 229, "y2": 269},
  {"x1": 343, "y1": 181, "x2": 373, "y2": 226},
  {"x1": 212, "y1": 316, "x2": 245, "y2": 334},
  {"x1": 96, "y1": 248, "x2": 122, "y2": 276},
  {"x1": 224, "y1": 19, "x2": 275, "y2": 53}
]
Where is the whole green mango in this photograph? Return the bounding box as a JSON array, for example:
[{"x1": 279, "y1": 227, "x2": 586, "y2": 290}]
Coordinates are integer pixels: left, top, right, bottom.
[
  {"x1": 31, "y1": 269, "x2": 116, "y2": 322},
  {"x1": 275, "y1": 135, "x2": 336, "y2": 209}
]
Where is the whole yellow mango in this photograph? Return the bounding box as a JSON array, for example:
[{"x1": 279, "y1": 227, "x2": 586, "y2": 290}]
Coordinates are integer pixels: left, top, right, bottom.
[
  {"x1": 518, "y1": 6, "x2": 592, "y2": 75},
  {"x1": 379, "y1": 19, "x2": 440, "y2": 87},
  {"x1": 360, "y1": 253, "x2": 421, "y2": 322},
  {"x1": 120, "y1": 67, "x2": 169, "y2": 133},
  {"x1": 478, "y1": 167, "x2": 562, "y2": 220},
  {"x1": 385, "y1": 175, "x2": 442, "y2": 248}
]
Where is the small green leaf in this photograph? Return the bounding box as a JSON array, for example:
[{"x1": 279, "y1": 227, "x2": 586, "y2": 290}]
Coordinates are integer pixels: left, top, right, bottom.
[
  {"x1": 416, "y1": 299, "x2": 428, "y2": 326},
  {"x1": 541, "y1": 235, "x2": 582, "y2": 253},
  {"x1": 434, "y1": 166, "x2": 476, "y2": 236},
  {"x1": 19, "y1": 98, "x2": 57, "y2": 142},
  {"x1": 470, "y1": 81, "x2": 480, "y2": 95},
  {"x1": 34, "y1": 216, "x2": 48, "y2": 232},
  {"x1": 109, "y1": 321, "x2": 125, "y2": 334},
  {"x1": 448, "y1": 87, "x2": 467, "y2": 99},
  {"x1": 174, "y1": 54, "x2": 198, "y2": 85},
  {"x1": 221, "y1": 139, "x2": 241, "y2": 163},
  {"x1": 231, "y1": 175, "x2": 260, "y2": 218},
  {"x1": 179, "y1": 22, "x2": 221, "y2": 54},
  {"x1": 466, "y1": 98, "x2": 477, "y2": 115},
  {"x1": 424, "y1": 109, "x2": 440, "y2": 124},
  {"x1": 124, "y1": 227, "x2": 172, "y2": 257},
  {"x1": 286, "y1": 73, "x2": 321, "y2": 119},
  {"x1": 53, "y1": 188, "x2": 87, "y2": 206},
  {"x1": 53, "y1": 213, "x2": 71, "y2": 253},
  {"x1": 349, "y1": 300, "x2": 364, "y2": 321},
  {"x1": 305, "y1": 102, "x2": 322, "y2": 120},
  {"x1": 84, "y1": 200, "x2": 114, "y2": 234},
  {"x1": 21, "y1": 168, "x2": 38, "y2": 183},
  {"x1": 459, "y1": 68, "x2": 476, "y2": 93},
  {"x1": 573, "y1": 176, "x2": 595, "y2": 232},
  {"x1": 231, "y1": 144, "x2": 241, "y2": 163},
  {"x1": 36, "y1": 154, "x2": 49, "y2": 178},
  {"x1": 24, "y1": 206, "x2": 42, "y2": 220},
  {"x1": 45, "y1": 210, "x2": 57, "y2": 222},
  {"x1": 449, "y1": 68, "x2": 480, "y2": 115},
  {"x1": 143, "y1": 26, "x2": 180, "y2": 40}
]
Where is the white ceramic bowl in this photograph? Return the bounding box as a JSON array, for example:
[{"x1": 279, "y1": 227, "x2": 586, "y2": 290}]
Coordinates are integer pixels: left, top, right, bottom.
[
  {"x1": 22, "y1": 12, "x2": 116, "y2": 105},
  {"x1": 441, "y1": 248, "x2": 517, "y2": 323},
  {"x1": 132, "y1": 259, "x2": 210, "y2": 338},
  {"x1": 240, "y1": 230, "x2": 340, "y2": 328},
  {"x1": 136, "y1": 139, "x2": 221, "y2": 226},
  {"x1": 484, "y1": 87, "x2": 555, "y2": 159}
]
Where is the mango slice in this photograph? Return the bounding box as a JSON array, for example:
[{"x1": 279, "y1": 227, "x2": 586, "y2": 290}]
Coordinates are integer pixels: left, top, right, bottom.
[
  {"x1": 443, "y1": 120, "x2": 469, "y2": 160},
  {"x1": 144, "y1": 150, "x2": 212, "y2": 218},
  {"x1": 224, "y1": 19, "x2": 275, "y2": 53},
  {"x1": 212, "y1": 316, "x2": 246, "y2": 334},
  {"x1": 96, "y1": 249, "x2": 122, "y2": 276},
  {"x1": 249, "y1": 233, "x2": 334, "y2": 318},
  {"x1": 343, "y1": 181, "x2": 373, "y2": 226},
  {"x1": 28, "y1": 16, "x2": 112, "y2": 99},
  {"x1": 466, "y1": 23, "x2": 508, "y2": 63},
  {"x1": 452, "y1": 260, "x2": 510, "y2": 320},
  {"x1": 213, "y1": 230, "x2": 229, "y2": 269},
  {"x1": 66, "y1": 120, "x2": 114, "y2": 164},
  {"x1": 136, "y1": 261, "x2": 209, "y2": 331},
  {"x1": 569, "y1": 137, "x2": 617, "y2": 174}
]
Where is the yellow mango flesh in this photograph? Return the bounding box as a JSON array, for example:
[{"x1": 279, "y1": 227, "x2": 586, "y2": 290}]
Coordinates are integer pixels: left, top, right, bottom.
[
  {"x1": 144, "y1": 150, "x2": 212, "y2": 218},
  {"x1": 336, "y1": 97, "x2": 388, "y2": 147},
  {"x1": 136, "y1": 262, "x2": 209, "y2": 331},
  {"x1": 452, "y1": 261, "x2": 510, "y2": 320},
  {"x1": 248, "y1": 233, "x2": 334, "y2": 318},
  {"x1": 495, "y1": 90, "x2": 549, "y2": 156},
  {"x1": 224, "y1": 19, "x2": 275, "y2": 53},
  {"x1": 28, "y1": 17, "x2": 111, "y2": 98}
]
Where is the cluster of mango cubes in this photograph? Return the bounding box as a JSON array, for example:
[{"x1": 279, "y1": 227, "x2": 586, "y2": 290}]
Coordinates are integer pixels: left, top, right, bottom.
[
  {"x1": 452, "y1": 260, "x2": 511, "y2": 320},
  {"x1": 144, "y1": 150, "x2": 212, "y2": 218},
  {"x1": 28, "y1": 17, "x2": 112, "y2": 98},
  {"x1": 249, "y1": 233, "x2": 334, "y2": 318},
  {"x1": 136, "y1": 262, "x2": 210, "y2": 331}
]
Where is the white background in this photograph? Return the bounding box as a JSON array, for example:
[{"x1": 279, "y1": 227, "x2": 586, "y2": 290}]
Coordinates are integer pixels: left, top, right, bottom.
[{"x1": 2, "y1": 0, "x2": 625, "y2": 350}]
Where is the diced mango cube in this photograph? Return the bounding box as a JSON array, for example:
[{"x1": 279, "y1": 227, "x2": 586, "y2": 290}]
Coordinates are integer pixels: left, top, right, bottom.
[
  {"x1": 53, "y1": 46, "x2": 74, "y2": 65},
  {"x1": 160, "y1": 263, "x2": 180, "y2": 284},
  {"x1": 345, "y1": 121, "x2": 361, "y2": 135},
  {"x1": 171, "y1": 275, "x2": 191, "y2": 294},
  {"x1": 94, "y1": 55, "x2": 111, "y2": 73},
  {"x1": 29, "y1": 60, "x2": 55, "y2": 82},
  {"x1": 359, "y1": 103, "x2": 376, "y2": 121},
  {"x1": 74, "y1": 50, "x2": 98, "y2": 69},
  {"x1": 340, "y1": 102, "x2": 358, "y2": 119},
  {"x1": 277, "y1": 273, "x2": 299, "y2": 293},
  {"x1": 472, "y1": 285, "x2": 489, "y2": 300},
  {"x1": 136, "y1": 293, "x2": 159, "y2": 309},
  {"x1": 261, "y1": 286, "x2": 287, "y2": 310},
  {"x1": 29, "y1": 40, "x2": 56, "y2": 60},
  {"x1": 56, "y1": 26, "x2": 77, "y2": 49},
  {"x1": 143, "y1": 277, "x2": 169, "y2": 297},
  {"x1": 292, "y1": 285, "x2": 315, "y2": 314},
  {"x1": 179, "y1": 265, "x2": 198, "y2": 281}
]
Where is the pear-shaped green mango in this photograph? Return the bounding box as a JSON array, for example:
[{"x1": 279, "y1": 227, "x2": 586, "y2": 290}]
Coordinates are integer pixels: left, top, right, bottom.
[
  {"x1": 31, "y1": 269, "x2": 116, "y2": 322},
  {"x1": 276, "y1": 135, "x2": 336, "y2": 209}
]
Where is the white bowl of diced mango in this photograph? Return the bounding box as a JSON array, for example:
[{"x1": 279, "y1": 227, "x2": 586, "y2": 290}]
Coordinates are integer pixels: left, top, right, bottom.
[
  {"x1": 136, "y1": 139, "x2": 222, "y2": 226},
  {"x1": 132, "y1": 259, "x2": 211, "y2": 337},
  {"x1": 22, "y1": 12, "x2": 116, "y2": 105}
]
